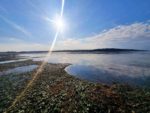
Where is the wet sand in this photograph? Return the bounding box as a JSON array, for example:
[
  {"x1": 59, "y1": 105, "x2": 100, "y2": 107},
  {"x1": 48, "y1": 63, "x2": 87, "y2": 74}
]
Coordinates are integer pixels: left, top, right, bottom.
[{"x1": 0, "y1": 60, "x2": 150, "y2": 113}]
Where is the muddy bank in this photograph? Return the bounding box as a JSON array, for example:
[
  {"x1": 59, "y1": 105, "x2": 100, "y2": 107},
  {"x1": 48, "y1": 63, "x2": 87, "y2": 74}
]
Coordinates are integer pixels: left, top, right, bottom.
[
  {"x1": 0, "y1": 60, "x2": 150, "y2": 113},
  {"x1": 0, "y1": 53, "x2": 20, "y2": 62}
]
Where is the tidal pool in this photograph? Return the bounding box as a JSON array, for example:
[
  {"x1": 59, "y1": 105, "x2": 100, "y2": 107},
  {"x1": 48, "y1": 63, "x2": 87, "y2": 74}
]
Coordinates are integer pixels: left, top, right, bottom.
[
  {"x1": 0, "y1": 65, "x2": 38, "y2": 76},
  {"x1": 0, "y1": 59, "x2": 28, "y2": 64},
  {"x1": 65, "y1": 64, "x2": 150, "y2": 87}
]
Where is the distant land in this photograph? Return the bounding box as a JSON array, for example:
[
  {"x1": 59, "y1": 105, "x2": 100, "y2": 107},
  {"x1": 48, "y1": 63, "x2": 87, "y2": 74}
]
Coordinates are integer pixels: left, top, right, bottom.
[{"x1": 0, "y1": 48, "x2": 147, "y2": 54}]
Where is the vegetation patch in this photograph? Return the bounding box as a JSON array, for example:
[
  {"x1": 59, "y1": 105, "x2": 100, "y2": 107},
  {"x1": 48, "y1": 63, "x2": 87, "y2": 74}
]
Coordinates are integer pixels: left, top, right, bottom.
[{"x1": 0, "y1": 61, "x2": 149, "y2": 113}]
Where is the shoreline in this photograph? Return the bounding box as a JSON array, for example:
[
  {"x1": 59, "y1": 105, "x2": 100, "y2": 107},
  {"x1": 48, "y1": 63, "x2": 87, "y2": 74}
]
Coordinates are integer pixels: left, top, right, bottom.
[{"x1": 0, "y1": 60, "x2": 150, "y2": 113}]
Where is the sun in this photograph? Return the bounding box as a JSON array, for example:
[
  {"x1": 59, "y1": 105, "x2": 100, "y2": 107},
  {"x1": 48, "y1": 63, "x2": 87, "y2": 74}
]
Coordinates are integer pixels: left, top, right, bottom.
[
  {"x1": 54, "y1": 17, "x2": 65, "y2": 31},
  {"x1": 55, "y1": 18, "x2": 64, "y2": 29},
  {"x1": 44, "y1": 16, "x2": 65, "y2": 32}
]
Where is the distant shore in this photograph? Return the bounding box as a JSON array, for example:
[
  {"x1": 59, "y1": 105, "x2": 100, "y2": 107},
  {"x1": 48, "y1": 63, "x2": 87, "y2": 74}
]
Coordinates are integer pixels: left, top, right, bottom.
[
  {"x1": 0, "y1": 60, "x2": 149, "y2": 113},
  {"x1": 0, "y1": 48, "x2": 147, "y2": 62},
  {"x1": 0, "y1": 48, "x2": 147, "y2": 54}
]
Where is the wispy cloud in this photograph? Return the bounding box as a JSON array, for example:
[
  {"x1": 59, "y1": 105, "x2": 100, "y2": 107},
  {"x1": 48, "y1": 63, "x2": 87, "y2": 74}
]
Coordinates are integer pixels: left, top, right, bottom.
[
  {"x1": 93, "y1": 21, "x2": 150, "y2": 41},
  {"x1": 0, "y1": 15, "x2": 32, "y2": 37},
  {"x1": 3, "y1": 36, "x2": 24, "y2": 43},
  {"x1": 0, "y1": 42, "x2": 48, "y2": 52},
  {"x1": 55, "y1": 21, "x2": 150, "y2": 50},
  {"x1": 1, "y1": 21, "x2": 150, "y2": 51},
  {"x1": 0, "y1": 35, "x2": 48, "y2": 51}
]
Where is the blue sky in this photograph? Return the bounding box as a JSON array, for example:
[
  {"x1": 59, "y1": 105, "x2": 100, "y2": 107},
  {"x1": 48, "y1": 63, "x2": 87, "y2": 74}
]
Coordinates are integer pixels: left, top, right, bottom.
[{"x1": 0, "y1": 0, "x2": 150, "y2": 51}]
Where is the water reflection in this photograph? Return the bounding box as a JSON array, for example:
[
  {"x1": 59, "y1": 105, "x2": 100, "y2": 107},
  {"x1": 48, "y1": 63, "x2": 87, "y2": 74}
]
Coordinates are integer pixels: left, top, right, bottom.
[
  {"x1": 65, "y1": 64, "x2": 150, "y2": 87},
  {"x1": 21, "y1": 52, "x2": 150, "y2": 86},
  {"x1": 0, "y1": 65, "x2": 38, "y2": 76},
  {"x1": 0, "y1": 59, "x2": 28, "y2": 64}
]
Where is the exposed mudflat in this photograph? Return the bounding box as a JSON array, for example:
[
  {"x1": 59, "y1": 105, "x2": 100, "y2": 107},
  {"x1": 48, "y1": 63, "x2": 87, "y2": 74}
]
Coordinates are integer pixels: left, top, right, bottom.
[{"x1": 0, "y1": 60, "x2": 150, "y2": 113}]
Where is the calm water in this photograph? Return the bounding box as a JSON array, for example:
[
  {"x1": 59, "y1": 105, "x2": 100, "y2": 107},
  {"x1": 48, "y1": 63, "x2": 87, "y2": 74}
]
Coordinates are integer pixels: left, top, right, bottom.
[
  {"x1": 0, "y1": 65, "x2": 38, "y2": 76},
  {"x1": 19, "y1": 51, "x2": 150, "y2": 87},
  {"x1": 0, "y1": 59, "x2": 28, "y2": 64}
]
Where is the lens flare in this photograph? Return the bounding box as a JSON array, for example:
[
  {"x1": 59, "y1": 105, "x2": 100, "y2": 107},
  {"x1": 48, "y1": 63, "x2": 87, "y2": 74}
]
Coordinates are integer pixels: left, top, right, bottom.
[
  {"x1": 55, "y1": 17, "x2": 65, "y2": 30},
  {"x1": 5, "y1": 0, "x2": 65, "y2": 112},
  {"x1": 45, "y1": 15, "x2": 66, "y2": 32}
]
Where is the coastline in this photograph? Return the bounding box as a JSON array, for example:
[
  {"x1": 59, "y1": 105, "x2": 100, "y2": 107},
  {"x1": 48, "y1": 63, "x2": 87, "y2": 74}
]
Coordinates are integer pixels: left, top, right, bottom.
[{"x1": 0, "y1": 60, "x2": 150, "y2": 113}]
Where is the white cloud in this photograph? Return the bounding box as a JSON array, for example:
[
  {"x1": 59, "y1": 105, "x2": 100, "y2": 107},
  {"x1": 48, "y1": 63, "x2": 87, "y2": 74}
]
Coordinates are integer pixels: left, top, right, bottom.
[
  {"x1": 55, "y1": 21, "x2": 150, "y2": 50},
  {"x1": 0, "y1": 21, "x2": 150, "y2": 51}
]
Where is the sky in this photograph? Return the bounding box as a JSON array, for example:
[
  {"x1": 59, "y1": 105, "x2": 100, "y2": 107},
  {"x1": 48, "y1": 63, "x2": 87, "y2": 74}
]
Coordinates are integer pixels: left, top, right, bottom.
[{"x1": 0, "y1": 0, "x2": 150, "y2": 51}]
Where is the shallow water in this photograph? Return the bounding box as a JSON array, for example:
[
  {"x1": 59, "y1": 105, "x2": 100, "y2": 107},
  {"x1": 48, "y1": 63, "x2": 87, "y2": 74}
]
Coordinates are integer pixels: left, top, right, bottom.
[
  {"x1": 0, "y1": 65, "x2": 38, "y2": 76},
  {"x1": 14, "y1": 51, "x2": 150, "y2": 86},
  {"x1": 0, "y1": 59, "x2": 28, "y2": 64}
]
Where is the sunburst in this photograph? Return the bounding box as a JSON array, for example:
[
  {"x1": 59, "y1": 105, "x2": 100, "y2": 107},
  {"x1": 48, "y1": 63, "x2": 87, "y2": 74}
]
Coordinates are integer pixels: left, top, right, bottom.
[{"x1": 5, "y1": 0, "x2": 65, "y2": 112}]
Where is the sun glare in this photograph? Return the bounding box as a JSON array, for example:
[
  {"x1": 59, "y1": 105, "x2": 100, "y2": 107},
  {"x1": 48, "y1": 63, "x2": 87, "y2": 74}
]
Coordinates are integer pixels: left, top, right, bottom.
[
  {"x1": 44, "y1": 16, "x2": 66, "y2": 32},
  {"x1": 54, "y1": 17, "x2": 65, "y2": 31},
  {"x1": 55, "y1": 18, "x2": 64, "y2": 29}
]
